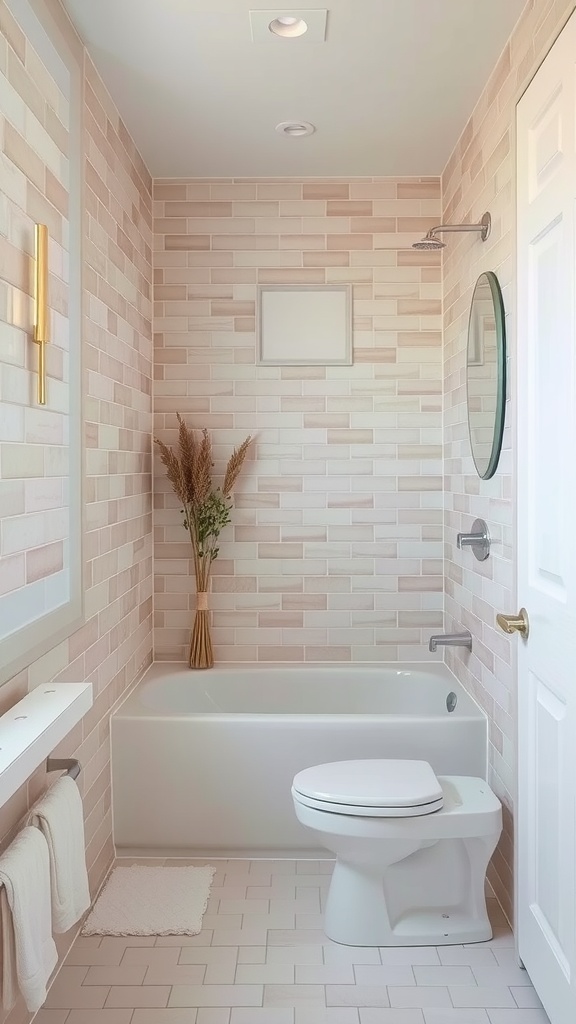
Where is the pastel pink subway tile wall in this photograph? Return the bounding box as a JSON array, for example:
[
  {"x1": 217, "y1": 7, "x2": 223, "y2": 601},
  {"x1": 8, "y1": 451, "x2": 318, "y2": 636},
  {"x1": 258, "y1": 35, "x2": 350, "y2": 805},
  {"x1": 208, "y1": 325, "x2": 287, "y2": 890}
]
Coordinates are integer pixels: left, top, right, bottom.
[
  {"x1": 153, "y1": 178, "x2": 443, "y2": 664},
  {"x1": 0, "y1": 0, "x2": 71, "y2": 636},
  {"x1": 441, "y1": 0, "x2": 576, "y2": 919},
  {"x1": 0, "y1": 1, "x2": 153, "y2": 1019}
]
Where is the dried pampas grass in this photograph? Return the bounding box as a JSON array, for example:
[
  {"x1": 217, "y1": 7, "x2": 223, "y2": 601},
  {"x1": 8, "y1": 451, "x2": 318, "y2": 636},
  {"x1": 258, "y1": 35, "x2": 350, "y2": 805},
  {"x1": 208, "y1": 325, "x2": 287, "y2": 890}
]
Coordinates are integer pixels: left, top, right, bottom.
[{"x1": 155, "y1": 416, "x2": 252, "y2": 668}]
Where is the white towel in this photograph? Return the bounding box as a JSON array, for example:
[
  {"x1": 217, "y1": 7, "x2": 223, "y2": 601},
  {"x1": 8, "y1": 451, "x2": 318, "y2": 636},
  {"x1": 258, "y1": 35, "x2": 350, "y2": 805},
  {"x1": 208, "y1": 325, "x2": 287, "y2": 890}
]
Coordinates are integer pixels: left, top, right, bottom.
[
  {"x1": 0, "y1": 826, "x2": 58, "y2": 1012},
  {"x1": 0, "y1": 887, "x2": 17, "y2": 1011},
  {"x1": 28, "y1": 776, "x2": 91, "y2": 933}
]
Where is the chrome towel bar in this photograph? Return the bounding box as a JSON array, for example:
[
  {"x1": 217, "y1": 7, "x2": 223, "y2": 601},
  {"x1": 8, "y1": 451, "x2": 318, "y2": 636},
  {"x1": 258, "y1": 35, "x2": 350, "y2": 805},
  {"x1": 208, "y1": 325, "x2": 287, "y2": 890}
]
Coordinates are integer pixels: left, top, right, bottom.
[{"x1": 45, "y1": 758, "x2": 81, "y2": 780}]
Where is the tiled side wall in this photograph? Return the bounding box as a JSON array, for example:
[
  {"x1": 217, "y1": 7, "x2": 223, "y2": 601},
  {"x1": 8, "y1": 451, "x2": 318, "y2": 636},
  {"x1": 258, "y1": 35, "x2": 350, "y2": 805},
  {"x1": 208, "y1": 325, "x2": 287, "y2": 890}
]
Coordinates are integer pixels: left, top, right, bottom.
[
  {"x1": 0, "y1": 3, "x2": 72, "y2": 641},
  {"x1": 442, "y1": 0, "x2": 576, "y2": 920},
  {"x1": 153, "y1": 178, "x2": 443, "y2": 664},
  {"x1": 0, "y1": 2, "x2": 153, "y2": 1019}
]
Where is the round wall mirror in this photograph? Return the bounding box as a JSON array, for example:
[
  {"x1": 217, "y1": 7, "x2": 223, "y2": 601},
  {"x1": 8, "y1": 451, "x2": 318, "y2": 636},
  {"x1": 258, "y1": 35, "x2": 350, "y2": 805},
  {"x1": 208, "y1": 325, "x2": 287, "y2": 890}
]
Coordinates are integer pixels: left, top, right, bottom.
[{"x1": 466, "y1": 271, "x2": 507, "y2": 480}]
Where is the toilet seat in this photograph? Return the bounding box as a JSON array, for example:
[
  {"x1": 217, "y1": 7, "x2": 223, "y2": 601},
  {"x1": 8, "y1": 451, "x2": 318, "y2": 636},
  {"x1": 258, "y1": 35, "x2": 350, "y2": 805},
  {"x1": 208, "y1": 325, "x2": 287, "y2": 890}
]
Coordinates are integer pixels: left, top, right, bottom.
[{"x1": 292, "y1": 759, "x2": 444, "y2": 818}]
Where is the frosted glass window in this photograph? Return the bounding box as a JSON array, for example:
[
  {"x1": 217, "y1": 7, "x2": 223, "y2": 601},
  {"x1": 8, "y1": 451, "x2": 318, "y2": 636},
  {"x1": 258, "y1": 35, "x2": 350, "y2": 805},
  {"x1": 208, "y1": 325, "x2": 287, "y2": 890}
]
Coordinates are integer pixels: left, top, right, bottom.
[{"x1": 258, "y1": 286, "x2": 352, "y2": 365}]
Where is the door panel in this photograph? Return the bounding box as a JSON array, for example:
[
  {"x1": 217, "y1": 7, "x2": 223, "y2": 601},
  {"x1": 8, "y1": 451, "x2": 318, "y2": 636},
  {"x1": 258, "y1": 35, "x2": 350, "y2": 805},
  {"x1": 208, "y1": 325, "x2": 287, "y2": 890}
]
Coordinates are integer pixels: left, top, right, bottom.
[{"x1": 516, "y1": 11, "x2": 576, "y2": 1023}]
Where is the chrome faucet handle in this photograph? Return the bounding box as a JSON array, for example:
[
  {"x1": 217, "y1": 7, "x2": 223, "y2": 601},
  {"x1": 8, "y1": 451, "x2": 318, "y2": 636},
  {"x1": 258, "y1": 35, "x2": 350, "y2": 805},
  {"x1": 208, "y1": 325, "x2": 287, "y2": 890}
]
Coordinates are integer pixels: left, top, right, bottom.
[{"x1": 456, "y1": 518, "x2": 490, "y2": 561}]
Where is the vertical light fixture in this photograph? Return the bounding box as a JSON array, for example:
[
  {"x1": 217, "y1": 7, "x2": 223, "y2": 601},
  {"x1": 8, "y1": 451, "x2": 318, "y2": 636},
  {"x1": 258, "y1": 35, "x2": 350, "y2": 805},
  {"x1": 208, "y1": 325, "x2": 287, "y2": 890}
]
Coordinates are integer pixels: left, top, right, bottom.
[{"x1": 34, "y1": 223, "x2": 49, "y2": 405}]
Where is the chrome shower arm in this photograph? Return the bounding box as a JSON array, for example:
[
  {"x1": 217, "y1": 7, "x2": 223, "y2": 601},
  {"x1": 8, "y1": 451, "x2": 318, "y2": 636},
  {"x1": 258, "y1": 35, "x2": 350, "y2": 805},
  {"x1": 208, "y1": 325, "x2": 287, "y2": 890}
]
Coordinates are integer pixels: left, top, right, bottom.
[
  {"x1": 429, "y1": 222, "x2": 486, "y2": 234},
  {"x1": 426, "y1": 212, "x2": 491, "y2": 242}
]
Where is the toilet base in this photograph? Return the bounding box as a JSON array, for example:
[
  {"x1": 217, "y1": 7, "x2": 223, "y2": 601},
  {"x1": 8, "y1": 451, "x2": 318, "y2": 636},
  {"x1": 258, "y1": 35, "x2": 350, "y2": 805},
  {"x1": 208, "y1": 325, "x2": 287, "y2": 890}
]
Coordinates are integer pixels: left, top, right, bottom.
[{"x1": 323, "y1": 833, "x2": 499, "y2": 946}]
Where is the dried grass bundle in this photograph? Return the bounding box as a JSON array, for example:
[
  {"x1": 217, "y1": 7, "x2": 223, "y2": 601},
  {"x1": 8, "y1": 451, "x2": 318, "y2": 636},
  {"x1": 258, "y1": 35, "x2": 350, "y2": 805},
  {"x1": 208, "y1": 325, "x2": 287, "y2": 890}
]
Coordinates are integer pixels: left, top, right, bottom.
[{"x1": 155, "y1": 416, "x2": 252, "y2": 668}]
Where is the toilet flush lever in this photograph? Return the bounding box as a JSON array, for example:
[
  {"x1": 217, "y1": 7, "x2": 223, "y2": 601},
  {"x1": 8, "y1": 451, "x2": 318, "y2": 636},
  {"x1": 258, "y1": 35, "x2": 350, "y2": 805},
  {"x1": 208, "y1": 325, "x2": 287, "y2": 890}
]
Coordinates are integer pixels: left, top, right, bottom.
[
  {"x1": 497, "y1": 608, "x2": 529, "y2": 639},
  {"x1": 457, "y1": 518, "x2": 490, "y2": 561}
]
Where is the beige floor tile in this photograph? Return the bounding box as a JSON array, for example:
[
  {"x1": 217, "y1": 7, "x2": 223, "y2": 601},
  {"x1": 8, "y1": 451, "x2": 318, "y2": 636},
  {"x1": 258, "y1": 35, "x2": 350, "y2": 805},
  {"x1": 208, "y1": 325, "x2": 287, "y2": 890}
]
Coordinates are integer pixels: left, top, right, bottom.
[
  {"x1": 157, "y1": 932, "x2": 214, "y2": 946},
  {"x1": 353, "y1": 966, "x2": 415, "y2": 986},
  {"x1": 236, "y1": 963, "x2": 295, "y2": 984},
  {"x1": 423, "y1": 1010, "x2": 489, "y2": 1024},
  {"x1": 212, "y1": 886, "x2": 248, "y2": 900},
  {"x1": 231, "y1": 1010, "x2": 294, "y2": 1023},
  {"x1": 296, "y1": 964, "x2": 355, "y2": 984},
  {"x1": 204, "y1": 963, "x2": 238, "y2": 984},
  {"x1": 263, "y1": 984, "x2": 327, "y2": 1007},
  {"x1": 169, "y1": 984, "x2": 263, "y2": 1007},
  {"x1": 414, "y1": 965, "x2": 475, "y2": 986},
  {"x1": 243, "y1": 912, "x2": 297, "y2": 930},
  {"x1": 196, "y1": 1011, "x2": 231, "y2": 1024},
  {"x1": 83, "y1": 965, "x2": 147, "y2": 985},
  {"x1": 323, "y1": 946, "x2": 381, "y2": 966},
  {"x1": 360, "y1": 1011, "x2": 424, "y2": 1024},
  {"x1": 388, "y1": 987, "x2": 451, "y2": 1009},
  {"x1": 267, "y1": 946, "x2": 324, "y2": 966},
  {"x1": 204, "y1": 914, "x2": 242, "y2": 929},
  {"x1": 510, "y1": 988, "x2": 542, "y2": 1008},
  {"x1": 34, "y1": 1012, "x2": 70, "y2": 1024},
  {"x1": 132, "y1": 1012, "x2": 198, "y2": 1024},
  {"x1": 297, "y1": 1012, "x2": 360, "y2": 1024},
  {"x1": 472, "y1": 965, "x2": 532, "y2": 987},
  {"x1": 378, "y1": 948, "x2": 440, "y2": 966},
  {"x1": 267, "y1": 929, "x2": 327, "y2": 946},
  {"x1": 65, "y1": 944, "x2": 126, "y2": 967},
  {"x1": 178, "y1": 947, "x2": 239, "y2": 967},
  {"x1": 66, "y1": 1013, "x2": 134, "y2": 1024},
  {"x1": 237, "y1": 946, "x2": 266, "y2": 964},
  {"x1": 122, "y1": 946, "x2": 181, "y2": 966},
  {"x1": 218, "y1": 899, "x2": 269, "y2": 915},
  {"x1": 450, "y1": 988, "x2": 517, "y2": 1009},
  {"x1": 211, "y1": 927, "x2": 269, "y2": 946},
  {"x1": 295, "y1": 912, "x2": 325, "y2": 929},
  {"x1": 271, "y1": 897, "x2": 321, "y2": 913},
  {"x1": 45, "y1": 984, "x2": 109, "y2": 1010},
  {"x1": 246, "y1": 884, "x2": 299, "y2": 899},
  {"x1": 486, "y1": 1012, "x2": 549, "y2": 1024},
  {"x1": 438, "y1": 947, "x2": 498, "y2": 967},
  {"x1": 144, "y1": 964, "x2": 206, "y2": 985},
  {"x1": 104, "y1": 985, "x2": 171, "y2": 1008},
  {"x1": 327, "y1": 985, "x2": 392, "y2": 1008}
]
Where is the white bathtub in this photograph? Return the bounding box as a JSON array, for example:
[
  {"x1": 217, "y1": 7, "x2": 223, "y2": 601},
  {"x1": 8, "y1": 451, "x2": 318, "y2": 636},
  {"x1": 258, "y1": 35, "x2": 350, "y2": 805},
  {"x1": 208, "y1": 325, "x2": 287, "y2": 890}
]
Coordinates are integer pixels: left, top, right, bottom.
[{"x1": 111, "y1": 662, "x2": 487, "y2": 856}]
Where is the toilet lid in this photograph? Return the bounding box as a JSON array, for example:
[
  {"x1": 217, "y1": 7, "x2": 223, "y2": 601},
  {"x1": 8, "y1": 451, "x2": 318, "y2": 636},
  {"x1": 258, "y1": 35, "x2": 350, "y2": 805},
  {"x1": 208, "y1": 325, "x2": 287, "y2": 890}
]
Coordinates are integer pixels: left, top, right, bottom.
[{"x1": 292, "y1": 759, "x2": 443, "y2": 815}]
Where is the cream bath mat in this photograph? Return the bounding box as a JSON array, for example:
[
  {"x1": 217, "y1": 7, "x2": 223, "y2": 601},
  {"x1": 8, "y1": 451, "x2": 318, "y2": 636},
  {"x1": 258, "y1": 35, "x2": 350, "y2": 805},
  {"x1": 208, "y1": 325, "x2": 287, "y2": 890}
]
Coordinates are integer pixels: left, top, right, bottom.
[{"x1": 82, "y1": 864, "x2": 215, "y2": 936}]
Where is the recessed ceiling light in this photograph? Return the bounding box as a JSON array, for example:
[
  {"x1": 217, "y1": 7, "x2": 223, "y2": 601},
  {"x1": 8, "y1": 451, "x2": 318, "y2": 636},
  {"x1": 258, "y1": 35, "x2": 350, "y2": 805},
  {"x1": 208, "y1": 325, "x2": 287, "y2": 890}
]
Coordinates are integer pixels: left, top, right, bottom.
[
  {"x1": 249, "y1": 11, "x2": 327, "y2": 44},
  {"x1": 275, "y1": 120, "x2": 316, "y2": 137},
  {"x1": 269, "y1": 15, "x2": 308, "y2": 37}
]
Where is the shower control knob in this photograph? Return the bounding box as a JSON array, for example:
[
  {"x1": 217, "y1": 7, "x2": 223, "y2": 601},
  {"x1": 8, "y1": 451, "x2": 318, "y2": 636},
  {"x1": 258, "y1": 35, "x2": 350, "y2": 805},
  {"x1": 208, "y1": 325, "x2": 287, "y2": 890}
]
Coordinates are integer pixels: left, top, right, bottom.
[{"x1": 457, "y1": 519, "x2": 490, "y2": 561}]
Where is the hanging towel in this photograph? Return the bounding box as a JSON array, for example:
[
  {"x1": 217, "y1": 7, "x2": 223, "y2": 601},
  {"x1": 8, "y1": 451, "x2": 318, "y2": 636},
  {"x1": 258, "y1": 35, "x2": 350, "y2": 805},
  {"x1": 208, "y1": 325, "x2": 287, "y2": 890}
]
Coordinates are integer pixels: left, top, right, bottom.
[
  {"x1": 0, "y1": 886, "x2": 17, "y2": 1011},
  {"x1": 0, "y1": 826, "x2": 58, "y2": 1012},
  {"x1": 28, "y1": 776, "x2": 91, "y2": 933}
]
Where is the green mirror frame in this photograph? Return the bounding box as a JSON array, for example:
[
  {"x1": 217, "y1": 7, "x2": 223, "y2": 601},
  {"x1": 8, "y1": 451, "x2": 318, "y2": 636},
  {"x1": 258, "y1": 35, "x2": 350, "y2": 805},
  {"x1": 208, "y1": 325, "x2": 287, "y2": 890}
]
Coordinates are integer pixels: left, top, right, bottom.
[{"x1": 466, "y1": 270, "x2": 507, "y2": 480}]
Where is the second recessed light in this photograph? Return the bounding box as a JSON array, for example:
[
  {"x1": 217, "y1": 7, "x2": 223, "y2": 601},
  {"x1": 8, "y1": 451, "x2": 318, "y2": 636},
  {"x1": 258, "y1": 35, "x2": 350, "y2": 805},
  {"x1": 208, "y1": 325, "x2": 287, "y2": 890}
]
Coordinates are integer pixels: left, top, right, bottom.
[
  {"x1": 269, "y1": 15, "x2": 308, "y2": 37},
  {"x1": 275, "y1": 121, "x2": 316, "y2": 136}
]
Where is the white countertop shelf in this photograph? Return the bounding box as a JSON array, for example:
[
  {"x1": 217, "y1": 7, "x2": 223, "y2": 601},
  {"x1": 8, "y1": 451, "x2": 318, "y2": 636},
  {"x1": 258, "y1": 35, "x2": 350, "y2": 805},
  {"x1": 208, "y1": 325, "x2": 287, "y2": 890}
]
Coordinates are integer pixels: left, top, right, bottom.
[{"x1": 0, "y1": 682, "x2": 93, "y2": 808}]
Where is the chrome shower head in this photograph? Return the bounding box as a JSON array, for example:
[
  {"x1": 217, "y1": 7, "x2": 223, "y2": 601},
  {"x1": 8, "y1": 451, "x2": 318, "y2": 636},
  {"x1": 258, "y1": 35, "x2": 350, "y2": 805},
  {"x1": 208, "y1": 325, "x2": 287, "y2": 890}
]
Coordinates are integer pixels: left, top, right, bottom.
[
  {"x1": 412, "y1": 234, "x2": 446, "y2": 250},
  {"x1": 411, "y1": 212, "x2": 491, "y2": 251}
]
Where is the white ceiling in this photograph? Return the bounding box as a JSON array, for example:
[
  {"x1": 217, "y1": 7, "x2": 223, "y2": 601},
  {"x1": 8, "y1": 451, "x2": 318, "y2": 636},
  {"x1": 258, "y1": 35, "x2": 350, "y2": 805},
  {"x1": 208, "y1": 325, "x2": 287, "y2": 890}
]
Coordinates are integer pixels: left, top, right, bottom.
[{"x1": 60, "y1": 0, "x2": 526, "y2": 178}]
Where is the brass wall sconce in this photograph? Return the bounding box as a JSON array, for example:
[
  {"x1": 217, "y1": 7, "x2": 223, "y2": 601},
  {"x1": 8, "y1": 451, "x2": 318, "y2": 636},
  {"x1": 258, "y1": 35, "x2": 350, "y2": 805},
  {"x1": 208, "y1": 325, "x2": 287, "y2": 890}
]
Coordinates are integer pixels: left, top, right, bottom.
[{"x1": 33, "y1": 223, "x2": 49, "y2": 405}]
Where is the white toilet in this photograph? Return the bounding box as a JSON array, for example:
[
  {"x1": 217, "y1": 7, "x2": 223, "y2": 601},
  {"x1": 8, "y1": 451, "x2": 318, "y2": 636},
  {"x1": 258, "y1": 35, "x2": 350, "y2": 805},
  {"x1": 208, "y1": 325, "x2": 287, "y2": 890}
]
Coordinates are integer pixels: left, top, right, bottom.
[{"x1": 291, "y1": 759, "x2": 502, "y2": 946}]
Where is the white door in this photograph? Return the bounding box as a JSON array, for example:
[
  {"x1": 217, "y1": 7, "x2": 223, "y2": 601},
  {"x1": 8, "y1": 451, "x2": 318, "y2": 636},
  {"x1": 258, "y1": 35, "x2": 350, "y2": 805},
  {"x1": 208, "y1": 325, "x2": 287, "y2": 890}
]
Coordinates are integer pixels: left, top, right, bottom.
[{"x1": 516, "y1": 13, "x2": 576, "y2": 1024}]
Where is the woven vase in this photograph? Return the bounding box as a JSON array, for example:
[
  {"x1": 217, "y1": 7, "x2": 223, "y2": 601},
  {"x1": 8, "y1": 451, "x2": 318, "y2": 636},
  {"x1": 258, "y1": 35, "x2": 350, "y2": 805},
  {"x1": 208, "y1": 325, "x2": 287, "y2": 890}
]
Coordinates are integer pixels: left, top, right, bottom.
[{"x1": 189, "y1": 592, "x2": 213, "y2": 669}]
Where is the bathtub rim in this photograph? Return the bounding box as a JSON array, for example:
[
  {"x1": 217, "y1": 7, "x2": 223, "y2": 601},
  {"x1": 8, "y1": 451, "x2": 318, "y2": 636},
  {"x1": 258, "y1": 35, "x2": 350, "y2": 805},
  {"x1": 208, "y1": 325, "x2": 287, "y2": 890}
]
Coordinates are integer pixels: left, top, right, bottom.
[{"x1": 114, "y1": 659, "x2": 487, "y2": 723}]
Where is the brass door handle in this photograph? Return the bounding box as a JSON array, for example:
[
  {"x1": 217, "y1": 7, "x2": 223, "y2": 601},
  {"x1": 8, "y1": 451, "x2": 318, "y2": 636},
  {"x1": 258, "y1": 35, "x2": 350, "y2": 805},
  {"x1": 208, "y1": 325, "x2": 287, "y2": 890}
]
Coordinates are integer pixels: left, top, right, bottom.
[{"x1": 496, "y1": 608, "x2": 529, "y2": 639}]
